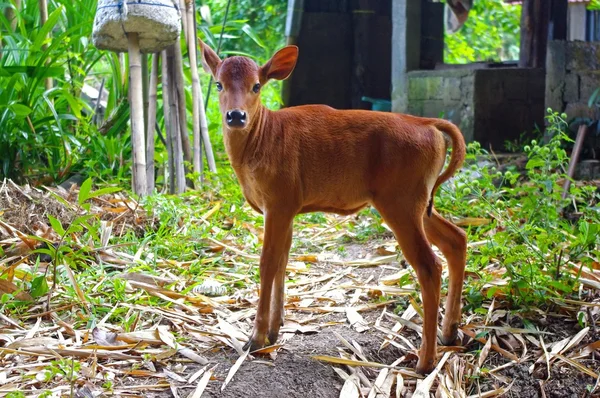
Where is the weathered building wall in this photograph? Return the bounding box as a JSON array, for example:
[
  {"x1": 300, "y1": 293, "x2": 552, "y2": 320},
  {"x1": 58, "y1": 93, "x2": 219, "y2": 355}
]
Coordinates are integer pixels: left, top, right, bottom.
[
  {"x1": 546, "y1": 40, "x2": 600, "y2": 119},
  {"x1": 406, "y1": 68, "x2": 545, "y2": 149},
  {"x1": 407, "y1": 70, "x2": 475, "y2": 141}
]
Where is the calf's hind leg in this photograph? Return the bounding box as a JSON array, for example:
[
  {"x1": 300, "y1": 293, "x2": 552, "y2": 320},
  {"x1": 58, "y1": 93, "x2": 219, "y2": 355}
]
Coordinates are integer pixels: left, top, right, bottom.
[
  {"x1": 373, "y1": 197, "x2": 442, "y2": 374},
  {"x1": 423, "y1": 210, "x2": 467, "y2": 345}
]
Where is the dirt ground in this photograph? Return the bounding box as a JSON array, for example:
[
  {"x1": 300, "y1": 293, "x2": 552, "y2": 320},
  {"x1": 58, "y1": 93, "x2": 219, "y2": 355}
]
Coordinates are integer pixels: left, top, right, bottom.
[
  {"x1": 1, "y1": 180, "x2": 600, "y2": 398},
  {"x1": 105, "y1": 259, "x2": 600, "y2": 398}
]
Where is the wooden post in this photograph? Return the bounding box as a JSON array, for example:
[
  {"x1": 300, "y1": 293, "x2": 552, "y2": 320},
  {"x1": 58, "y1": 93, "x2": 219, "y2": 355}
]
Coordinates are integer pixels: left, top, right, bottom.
[
  {"x1": 519, "y1": 0, "x2": 549, "y2": 68},
  {"x1": 550, "y1": 0, "x2": 568, "y2": 41},
  {"x1": 128, "y1": 33, "x2": 148, "y2": 196}
]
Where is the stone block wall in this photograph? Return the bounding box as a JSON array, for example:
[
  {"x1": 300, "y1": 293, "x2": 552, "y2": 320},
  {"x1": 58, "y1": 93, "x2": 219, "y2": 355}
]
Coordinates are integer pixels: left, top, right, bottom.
[
  {"x1": 407, "y1": 70, "x2": 475, "y2": 141},
  {"x1": 406, "y1": 68, "x2": 545, "y2": 149},
  {"x1": 546, "y1": 40, "x2": 600, "y2": 119}
]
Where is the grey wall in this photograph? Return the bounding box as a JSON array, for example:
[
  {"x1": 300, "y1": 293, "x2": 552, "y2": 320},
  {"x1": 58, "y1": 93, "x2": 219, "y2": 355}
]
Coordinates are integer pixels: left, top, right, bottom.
[
  {"x1": 546, "y1": 40, "x2": 600, "y2": 119},
  {"x1": 406, "y1": 68, "x2": 545, "y2": 150}
]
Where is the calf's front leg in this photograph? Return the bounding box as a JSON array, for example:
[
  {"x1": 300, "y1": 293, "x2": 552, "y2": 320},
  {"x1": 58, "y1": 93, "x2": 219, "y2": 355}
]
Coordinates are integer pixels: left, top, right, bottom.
[{"x1": 243, "y1": 211, "x2": 294, "y2": 351}]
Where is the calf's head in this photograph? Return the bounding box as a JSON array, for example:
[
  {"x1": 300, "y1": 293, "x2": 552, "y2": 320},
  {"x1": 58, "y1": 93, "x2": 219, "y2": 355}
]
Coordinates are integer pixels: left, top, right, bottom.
[{"x1": 200, "y1": 41, "x2": 299, "y2": 131}]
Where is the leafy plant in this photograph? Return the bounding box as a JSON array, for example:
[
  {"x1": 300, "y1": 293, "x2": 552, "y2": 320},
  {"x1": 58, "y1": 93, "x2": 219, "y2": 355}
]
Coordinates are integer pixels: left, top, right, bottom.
[
  {"x1": 0, "y1": 0, "x2": 101, "y2": 182},
  {"x1": 436, "y1": 110, "x2": 600, "y2": 307},
  {"x1": 444, "y1": 0, "x2": 521, "y2": 64}
]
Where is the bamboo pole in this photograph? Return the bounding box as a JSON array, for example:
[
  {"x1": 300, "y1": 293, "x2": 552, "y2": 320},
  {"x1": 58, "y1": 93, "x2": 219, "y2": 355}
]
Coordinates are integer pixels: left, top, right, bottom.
[
  {"x1": 180, "y1": 0, "x2": 189, "y2": 43},
  {"x1": 39, "y1": 0, "x2": 52, "y2": 91},
  {"x1": 161, "y1": 49, "x2": 174, "y2": 193},
  {"x1": 167, "y1": 45, "x2": 186, "y2": 194},
  {"x1": 173, "y1": 38, "x2": 192, "y2": 167},
  {"x1": 181, "y1": 1, "x2": 202, "y2": 180},
  {"x1": 128, "y1": 33, "x2": 148, "y2": 196},
  {"x1": 189, "y1": 1, "x2": 217, "y2": 173},
  {"x1": 142, "y1": 53, "x2": 149, "y2": 136},
  {"x1": 5, "y1": 0, "x2": 21, "y2": 32},
  {"x1": 146, "y1": 53, "x2": 159, "y2": 193}
]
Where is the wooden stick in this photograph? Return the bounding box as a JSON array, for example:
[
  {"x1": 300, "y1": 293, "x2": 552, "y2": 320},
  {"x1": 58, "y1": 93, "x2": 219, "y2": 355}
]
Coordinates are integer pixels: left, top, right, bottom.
[
  {"x1": 562, "y1": 124, "x2": 588, "y2": 200},
  {"x1": 146, "y1": 53, "x2": 159, "y2": 193},
  {"x1": 127, "y1": 33, "x2": 148, "y2": 196},
  {"x1": 190, "y1": 1, "x2": 217, "y2": 173}
]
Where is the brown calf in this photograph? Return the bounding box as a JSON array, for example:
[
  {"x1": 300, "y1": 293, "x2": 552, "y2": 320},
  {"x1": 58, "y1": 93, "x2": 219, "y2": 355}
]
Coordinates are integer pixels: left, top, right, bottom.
[{"x1": 200, "y1": 42, "x2": 467, "y2": 374}]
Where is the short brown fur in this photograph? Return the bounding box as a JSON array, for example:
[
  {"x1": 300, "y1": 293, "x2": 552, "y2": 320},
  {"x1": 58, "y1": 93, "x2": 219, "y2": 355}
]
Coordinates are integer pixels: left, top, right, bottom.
[{"x1": 200, "y1": 41, "x2": 467, "y2": 374}]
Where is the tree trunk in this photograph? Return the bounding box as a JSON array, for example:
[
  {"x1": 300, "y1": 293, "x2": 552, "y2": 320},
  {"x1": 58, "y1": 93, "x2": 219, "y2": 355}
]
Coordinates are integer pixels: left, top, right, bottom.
[{"x1": 128, "y1": 33, "x2": 148, "y2": 196}]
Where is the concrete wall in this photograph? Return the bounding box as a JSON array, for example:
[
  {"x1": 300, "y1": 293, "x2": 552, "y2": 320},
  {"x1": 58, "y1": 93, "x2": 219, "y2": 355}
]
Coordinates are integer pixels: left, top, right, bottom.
[
  {"x1": 546, "y1": 40, "x2": 600, "y2": 119},
  {"x1": 406, "y1": 68, "x2": 545, "y2": 149},
  {"x1": 407, "y1": 70, "x2": 475, "y2": 141}
]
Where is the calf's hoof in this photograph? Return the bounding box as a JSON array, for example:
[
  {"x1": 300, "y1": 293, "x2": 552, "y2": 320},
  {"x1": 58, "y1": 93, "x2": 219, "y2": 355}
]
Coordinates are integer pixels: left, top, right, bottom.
[
  {"x1": 441, "y1": 322, "x2": 459, "y2": 346},
  {"x1": 415, "y1": 357, "x2": 435, "y2": 375},
  {"x1": 243, "y1": 336, "x2": 266, "y2": 352}
]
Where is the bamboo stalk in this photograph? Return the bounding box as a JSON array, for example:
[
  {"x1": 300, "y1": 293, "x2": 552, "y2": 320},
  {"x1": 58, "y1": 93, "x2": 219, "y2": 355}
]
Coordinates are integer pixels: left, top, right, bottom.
[
  {"x1": 146, "y1": 53, "x2": 159, "y2": 193},
  {"x1": 39, "y1": 0, "x2": 52, "y2": 91},
  {"x1": 5, "y1": 0, "x2": 21, "y2": 32},
  {"x1": 190, "y1": 1, "x2": 217, "y2": 173},
  {"x1": 181, "y1": 1, "x2": 202, "y2": 180},
  {"x1": 173, "y1": 38, "x2": 192, "y2": 167},
  {"x1": 92, "y1": 77, "x2": 105, "y2": 125},
  {"x1": 161, "y1": 49, "x2": 174, "y2": 193},
  {"x1": 128, "y1": 33, "x2": 148, "y2": 196},
  {"x1": 167, "y1": 45, "x2": 186, "y2": 194},
  {"x1": 142, "y1": 53, "x2": 149, "y2": 137},
  {"x1": 180, "y1": 0, "x2": 189, "y2": 43}
]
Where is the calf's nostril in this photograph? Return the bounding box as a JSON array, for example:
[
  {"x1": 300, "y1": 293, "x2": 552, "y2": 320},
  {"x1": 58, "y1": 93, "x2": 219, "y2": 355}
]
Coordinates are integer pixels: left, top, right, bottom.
[{"x1": 226, "y1": 110, "x2": 247, "y2": 127}]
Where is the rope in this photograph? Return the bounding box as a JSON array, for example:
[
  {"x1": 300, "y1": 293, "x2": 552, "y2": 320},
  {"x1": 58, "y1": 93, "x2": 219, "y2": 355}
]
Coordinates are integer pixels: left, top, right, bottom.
[{"x1": 203, "y1": 0, "x2": 232, "y2": 110}]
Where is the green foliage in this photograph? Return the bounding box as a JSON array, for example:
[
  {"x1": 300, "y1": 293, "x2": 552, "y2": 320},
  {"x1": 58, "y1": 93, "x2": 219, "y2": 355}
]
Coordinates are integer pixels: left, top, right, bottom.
[
  {"x1": 436, "y1": 110, "x2": 600, "y2": 308},
  {"x1": 0, "y1": 0, "x2": 101, "y2": 182},
  {"x1": 445, "y1": 0, "x2": 521, "y2": 63},
  {"x1": 43, "y1": 358, "x2": 81, "y2": 382}
]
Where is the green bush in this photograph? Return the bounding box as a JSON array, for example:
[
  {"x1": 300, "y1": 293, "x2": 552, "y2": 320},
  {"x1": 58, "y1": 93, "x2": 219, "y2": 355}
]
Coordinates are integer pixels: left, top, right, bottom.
[
  {"x1": 436, "y1": 110, "x2": 600, "y2": 308},
  {"x1": 445, "y1": 0, "x2": 521, "y2": 63}
]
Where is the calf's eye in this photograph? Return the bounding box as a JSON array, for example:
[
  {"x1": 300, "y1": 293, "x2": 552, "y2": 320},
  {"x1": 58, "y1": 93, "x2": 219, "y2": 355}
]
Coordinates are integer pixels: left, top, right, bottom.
[
  {"x1": 252, "y1": 83, "x2": 261, "y2": 93},
  {"x1": 216, "y1": 82, "x2": 223, "y2": 92}
]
